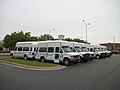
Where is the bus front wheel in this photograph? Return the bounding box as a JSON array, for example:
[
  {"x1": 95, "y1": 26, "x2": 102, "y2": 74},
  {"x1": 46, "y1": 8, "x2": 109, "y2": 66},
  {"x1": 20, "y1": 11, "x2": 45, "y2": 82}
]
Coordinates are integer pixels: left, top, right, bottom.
[
  {"x1": 64, "y1": 59, "x2": 70, "y2": 66},
  {"x1": 40, "y1": 57, "x2": 46, "y2": 63}
]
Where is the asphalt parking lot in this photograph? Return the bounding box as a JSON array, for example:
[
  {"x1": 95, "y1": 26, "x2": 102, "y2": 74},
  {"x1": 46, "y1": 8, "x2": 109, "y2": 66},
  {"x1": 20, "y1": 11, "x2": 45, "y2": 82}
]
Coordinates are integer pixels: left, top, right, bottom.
[{"x1": 0, "y1": 54, "x2": 120, "y2": 90}]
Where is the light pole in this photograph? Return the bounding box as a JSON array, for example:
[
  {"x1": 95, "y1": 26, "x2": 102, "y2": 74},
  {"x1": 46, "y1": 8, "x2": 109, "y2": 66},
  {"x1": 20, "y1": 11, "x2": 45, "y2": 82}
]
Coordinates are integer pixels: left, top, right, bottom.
[
  {"x1": 113, "y1": 36, "x2": 115, "y2": 52},
  {"x1": 49, "y1": 29, "x2": 55, "y2": 40},
  {"x1": 82, "y1": 20, "x2": 90, "y2": 44}
]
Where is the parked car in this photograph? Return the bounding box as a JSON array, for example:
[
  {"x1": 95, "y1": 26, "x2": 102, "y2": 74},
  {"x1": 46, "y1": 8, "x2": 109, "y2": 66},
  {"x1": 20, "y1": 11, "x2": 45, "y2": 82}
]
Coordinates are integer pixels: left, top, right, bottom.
[{"x1": 111, "y1": 50, "x2": 120, "y2": 54}]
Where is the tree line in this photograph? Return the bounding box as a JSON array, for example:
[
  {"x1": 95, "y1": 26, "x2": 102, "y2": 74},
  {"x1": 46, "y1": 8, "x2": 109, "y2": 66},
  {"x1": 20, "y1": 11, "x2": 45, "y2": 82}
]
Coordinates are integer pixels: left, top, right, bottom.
[{"x1": 2, "y1": 31, "x2": 86, "y2": 50}]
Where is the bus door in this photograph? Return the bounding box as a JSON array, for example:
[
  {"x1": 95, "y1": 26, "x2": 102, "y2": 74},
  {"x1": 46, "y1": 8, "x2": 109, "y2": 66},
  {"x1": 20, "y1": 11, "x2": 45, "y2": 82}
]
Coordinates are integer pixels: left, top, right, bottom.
[
  {"x1": 47, "y1": 47, "x2": 55, "y2": 61},
  {"x1": 54, "y1": 47, "x2": 60, "y2": 63}
]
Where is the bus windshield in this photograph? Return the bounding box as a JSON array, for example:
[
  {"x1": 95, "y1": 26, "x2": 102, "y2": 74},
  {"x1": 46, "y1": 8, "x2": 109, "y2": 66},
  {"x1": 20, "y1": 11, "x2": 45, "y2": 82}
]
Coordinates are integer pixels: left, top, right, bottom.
[
  {"x1": 94, "y1": 48, "x2": 99, "y2": 52},
  {"x1": 75, "y1": 47, "x2": 83, "y2": 52},
  {"x1": 82, "y1": 47, "x2": 89, "y2": 52},
  {"x1": 62, "y1": 46, "x2": 73, "y2": 52},
  {"x1": 90, "y1": 48, "x2": 94, "y2": 52}
]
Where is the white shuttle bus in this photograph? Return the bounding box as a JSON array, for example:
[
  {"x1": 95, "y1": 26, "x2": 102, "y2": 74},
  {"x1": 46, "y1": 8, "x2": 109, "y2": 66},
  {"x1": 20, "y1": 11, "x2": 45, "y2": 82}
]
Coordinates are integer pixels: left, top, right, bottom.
[
  {"x1": 66, "y1": 42, "x2": 90, "y2": 62},
  {"x1": 99, "y1": 45, "x2": 112, "y2": 57},
  {"x1": 35, "y1": 40, "x2": 80, "y2": 66},
  {"x1": 10, "y1": 41, "x2": 38, "y2": 60},
  {"x1": 78, "y1": 43, "x2": 95, "y2": 61},
  {"x1": 93, "y1": 45, "x2": 106, "y2": 59}
]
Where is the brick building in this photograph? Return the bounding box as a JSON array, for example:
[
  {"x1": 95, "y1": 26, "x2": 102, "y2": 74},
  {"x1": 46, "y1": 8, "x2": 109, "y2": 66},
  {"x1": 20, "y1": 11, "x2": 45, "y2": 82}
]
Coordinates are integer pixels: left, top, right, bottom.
[{"x1": 100, "y1": 43, "x2": 120, "y2": 53}]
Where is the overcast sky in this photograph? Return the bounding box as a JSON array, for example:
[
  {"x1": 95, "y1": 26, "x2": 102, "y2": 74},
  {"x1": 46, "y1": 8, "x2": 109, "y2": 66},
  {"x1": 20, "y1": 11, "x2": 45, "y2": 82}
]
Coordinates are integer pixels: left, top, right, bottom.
[{"x1": 0, "y1": 0, "x2": 120, "y2": 44}]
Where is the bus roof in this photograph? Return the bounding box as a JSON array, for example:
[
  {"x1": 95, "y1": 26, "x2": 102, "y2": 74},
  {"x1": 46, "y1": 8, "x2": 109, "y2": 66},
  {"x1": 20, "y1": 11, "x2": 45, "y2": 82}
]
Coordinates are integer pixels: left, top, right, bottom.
[{"x1": 16, "y1": 41, "x2": 38, "y2": 47}]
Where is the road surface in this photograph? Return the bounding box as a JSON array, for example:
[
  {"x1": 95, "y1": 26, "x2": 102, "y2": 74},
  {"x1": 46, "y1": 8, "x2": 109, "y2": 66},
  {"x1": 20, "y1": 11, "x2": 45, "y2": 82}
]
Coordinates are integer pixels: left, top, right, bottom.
[{"x1": 0, "y1": 54, "x2": 120, "y2": 90}]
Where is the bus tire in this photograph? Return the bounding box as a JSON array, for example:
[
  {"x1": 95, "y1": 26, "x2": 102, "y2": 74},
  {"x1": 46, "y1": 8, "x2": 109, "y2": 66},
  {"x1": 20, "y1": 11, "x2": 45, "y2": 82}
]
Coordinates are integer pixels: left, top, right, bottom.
[
  {"x1": 78, "y1": 57, "x2": 82, "y2": 63},
  {"x1": 96, "y1": 55, "x2": 100, "y2": 59},
  {"x1": 64, "y1": 59, "x2": 70, "y2": 66},
  {"x1": 24, "y1": 55, "x2": 28, "y2": 60},
  {"x1": 40, "y1": 57, "x2": 46, "y2": 62}
]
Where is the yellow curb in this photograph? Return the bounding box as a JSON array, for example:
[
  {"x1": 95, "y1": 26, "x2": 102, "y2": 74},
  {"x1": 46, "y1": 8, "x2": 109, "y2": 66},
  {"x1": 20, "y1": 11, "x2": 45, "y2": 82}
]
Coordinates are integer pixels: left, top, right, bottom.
[{"x1": 0, "y1": 60, "x2": 66, "y2": 71}]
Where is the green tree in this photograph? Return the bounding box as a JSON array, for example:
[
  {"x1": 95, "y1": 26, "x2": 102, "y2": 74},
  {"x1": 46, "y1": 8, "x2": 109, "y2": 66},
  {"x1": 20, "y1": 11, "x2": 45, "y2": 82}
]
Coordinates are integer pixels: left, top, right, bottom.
[
  {"x1": 3, "y1": 31, "x2": 39, "y2": 50},
  {"x1": 64, "y1": 38, "x2": 73, "y2": 42},
  {"x1": 73, "y1": 38, "x2": 86, "y2": 43},
  {"x1": 30, "y1": 36, "x2": 38, "y2": 41},
  {"x1": 39, "y1": 34, "x2": 54, "y2": 41},
  {"x1": 64, "y1": 37, "x2": 87, "y2": 44}
]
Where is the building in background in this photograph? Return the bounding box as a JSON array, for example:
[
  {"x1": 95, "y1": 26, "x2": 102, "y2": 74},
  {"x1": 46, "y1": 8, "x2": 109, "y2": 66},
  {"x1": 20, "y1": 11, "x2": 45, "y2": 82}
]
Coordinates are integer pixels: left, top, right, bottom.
[
  {"x1": 100, "y1": 43, "x2": 120, "y2": 54},
  {"x1": 58, "y1": 35, "x2": 65, "y2": 40}
]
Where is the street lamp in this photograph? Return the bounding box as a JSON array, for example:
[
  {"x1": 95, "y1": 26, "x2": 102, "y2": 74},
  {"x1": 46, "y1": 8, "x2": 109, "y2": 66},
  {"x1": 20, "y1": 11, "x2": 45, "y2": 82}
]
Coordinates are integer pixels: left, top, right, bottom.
[
  {"x1": 49, "y1": 29, "x2": 55, "y2": 40},
  {"x1": 82, "y1": 20, "x2": 90, "y2": 44}
]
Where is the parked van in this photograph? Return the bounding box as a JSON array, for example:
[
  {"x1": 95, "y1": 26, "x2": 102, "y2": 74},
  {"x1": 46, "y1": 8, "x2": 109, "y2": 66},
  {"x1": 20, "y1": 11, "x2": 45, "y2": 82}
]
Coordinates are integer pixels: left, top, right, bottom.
[
  {"x1": 10, "y1": 41, "x2": 38, "y2": 60},
  {"x1": 35, "y1": 40, "x2": 80, "y2": 66},
  {"x1": 82, "y1": 44, "x2": 95, "y2": 60},
  {"x1": 93, "y1": 45, "x2": 106, "y2": 59},
  {"x1": 100, "y1": 45, "x2": 112, "y2": 57},
  {"x1": 67, "y1": 42, "x2": 92, "y2": 62}
]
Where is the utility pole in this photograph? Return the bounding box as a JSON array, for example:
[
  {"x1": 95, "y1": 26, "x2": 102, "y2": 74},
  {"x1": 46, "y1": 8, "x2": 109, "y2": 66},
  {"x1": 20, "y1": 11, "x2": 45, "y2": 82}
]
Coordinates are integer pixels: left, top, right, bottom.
[
  {"x1": 49, "y1": 29, "x2": 55, "y2": 40},
  {"x1": 113, "y1": 36, "x2": 115, "y2": 52}
]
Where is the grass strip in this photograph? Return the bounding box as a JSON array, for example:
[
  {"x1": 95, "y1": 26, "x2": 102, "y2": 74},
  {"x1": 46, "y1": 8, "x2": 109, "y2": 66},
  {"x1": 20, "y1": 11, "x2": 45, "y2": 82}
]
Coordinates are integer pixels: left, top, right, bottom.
[{"x1": 0, "y1": 58, "x2": 59, "y2": 67}]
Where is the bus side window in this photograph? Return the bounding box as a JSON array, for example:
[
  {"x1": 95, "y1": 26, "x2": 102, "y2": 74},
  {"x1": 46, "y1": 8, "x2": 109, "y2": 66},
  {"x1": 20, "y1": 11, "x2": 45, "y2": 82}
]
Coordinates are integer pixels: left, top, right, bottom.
[
  {"x1": 73, "y1": 48, "x2": 76, "y2": 52},
  {"x1": 36, "y1": 47, "x2": 38, "y2": 52},
  {"x1": 34, "y1": 47, "x2": 36, "y2": 51},
  {"x1": 39, "y1": 47, "x2": 47, "y2": 52},
  {"x1": 70, "y1": 47, "x2": 76, "y2": 52},
  {"x1": 18, "y1": 47, "x2": 22, "y2": 51},
  {"x1": 48, "y1": 47, "x2": 54, "y2": 53},
  {"x1": 70, "y1": 47, "x2": 73, "y2": 51},
  {"x1": 13, "y1": 47, "x2": 17, "y2": 51},
  {"x1": 55, "y1": 47, "x2": 59, "y2": 53},
  {"x1": 90, "y1": 48, "x2": 92, "y2": 52},
  {"x1": 87, "y1": 48, "x2": 89, "y2": 51},
  {"x1": 90, "y1": 48, "x2": 94, "y2": 52},
  {"x1": 23, "y1": 47, "x2": 29, "y2": 51},
  {"x1": 60, "y1": 48, "x2": 63, "y2": 53}
]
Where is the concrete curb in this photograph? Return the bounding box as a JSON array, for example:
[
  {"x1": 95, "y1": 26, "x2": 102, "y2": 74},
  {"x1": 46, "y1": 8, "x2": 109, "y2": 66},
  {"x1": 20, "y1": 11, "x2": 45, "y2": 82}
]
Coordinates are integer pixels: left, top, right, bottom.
[{"x1": 0, "y1": 60, "x2": 66, "y2": 71}]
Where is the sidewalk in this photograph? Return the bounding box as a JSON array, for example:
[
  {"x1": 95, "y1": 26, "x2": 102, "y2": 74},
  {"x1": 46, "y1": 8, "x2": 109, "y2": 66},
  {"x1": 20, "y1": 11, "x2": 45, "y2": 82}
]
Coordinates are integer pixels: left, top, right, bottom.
[{"x1": 0, "y1": 53, "x2": 10, "y2": 56}]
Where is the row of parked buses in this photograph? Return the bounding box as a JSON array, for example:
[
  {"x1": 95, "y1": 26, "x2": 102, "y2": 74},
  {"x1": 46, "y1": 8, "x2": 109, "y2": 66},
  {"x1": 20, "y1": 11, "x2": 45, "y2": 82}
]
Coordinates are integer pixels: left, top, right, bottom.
[{"x1": 10, "y1": 40, "x2": 112, "y2": 66}]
